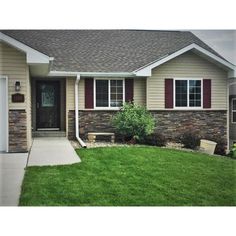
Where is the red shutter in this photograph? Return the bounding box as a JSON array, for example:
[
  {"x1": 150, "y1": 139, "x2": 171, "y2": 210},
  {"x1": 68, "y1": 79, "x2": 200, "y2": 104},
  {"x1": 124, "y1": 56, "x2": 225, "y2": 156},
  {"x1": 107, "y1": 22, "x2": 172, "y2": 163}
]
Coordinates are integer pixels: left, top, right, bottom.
[
  {"x1": 165, "y1": 79, "x2": 173, "y2": 108},
  {"x1": 203, "y1": 79, "x2": 211, "y2": 108},
  {"x1": 85, "y1": 78, "x2": 94, "y2": 109},
  {"x1": 125, "y1": 78, "x2": 134, "y2": 102}
]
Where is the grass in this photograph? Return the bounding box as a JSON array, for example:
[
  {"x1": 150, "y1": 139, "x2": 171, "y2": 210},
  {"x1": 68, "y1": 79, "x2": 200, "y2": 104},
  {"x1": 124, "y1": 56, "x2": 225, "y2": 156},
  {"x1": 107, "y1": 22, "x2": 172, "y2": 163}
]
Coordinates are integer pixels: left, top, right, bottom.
[{"x1": 20, "y1": 147, "x2": 236, "y2": 206}]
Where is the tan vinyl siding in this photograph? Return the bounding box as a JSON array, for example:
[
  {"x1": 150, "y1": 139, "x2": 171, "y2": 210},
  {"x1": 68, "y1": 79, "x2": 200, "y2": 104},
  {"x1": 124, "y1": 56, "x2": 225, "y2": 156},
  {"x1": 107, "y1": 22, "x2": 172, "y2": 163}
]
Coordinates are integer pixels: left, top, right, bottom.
[
  {"x1": 0, "y1": 42, "x2": 28, "y2": 110},
  {"x1": 66, "y1": 77, "x2": 85, "y2": 135},
  {"x1": 147, "y1": 51, "x2": 228, "y2": 110},
  {"x1": 66, "y1": 77, "x2": 75, "y2": 111},
  {"x1": 66, "y1": 77, "x2": 85, "y2": 111},
  {"x1": 78, "y1": 78, "x2": 85, "y2": 109},
  {"x1": 134, "y1": 78, "x2": 146, "y2": 106},
  {"x1": 0, "y1": 42, "x2": 32, "y2": 149}
]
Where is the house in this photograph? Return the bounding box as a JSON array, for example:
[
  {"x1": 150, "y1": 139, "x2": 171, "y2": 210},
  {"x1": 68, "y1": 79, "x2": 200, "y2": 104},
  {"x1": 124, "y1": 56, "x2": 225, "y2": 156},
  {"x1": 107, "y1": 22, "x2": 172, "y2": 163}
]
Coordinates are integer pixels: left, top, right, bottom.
[
  {"x1": 229, "y1": 78, "x2": 236, "y2": 145},
  {"x1": 0, "y1": 30, "x2": 235, "y2": 153}
]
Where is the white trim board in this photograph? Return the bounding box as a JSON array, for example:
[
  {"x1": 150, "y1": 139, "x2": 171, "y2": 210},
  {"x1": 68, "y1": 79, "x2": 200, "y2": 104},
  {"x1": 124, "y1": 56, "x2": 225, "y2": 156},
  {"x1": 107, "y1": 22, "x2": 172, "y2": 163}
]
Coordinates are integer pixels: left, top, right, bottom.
[
  {"x1": 134, "y1": 43, "x2": 236, "y2": 77},
  {"x1": 0, "y1": 32, "x2": 53, "y2": 64},
  {"x1": 0, "y1": 76, "x2": 9, "y2": 152}
]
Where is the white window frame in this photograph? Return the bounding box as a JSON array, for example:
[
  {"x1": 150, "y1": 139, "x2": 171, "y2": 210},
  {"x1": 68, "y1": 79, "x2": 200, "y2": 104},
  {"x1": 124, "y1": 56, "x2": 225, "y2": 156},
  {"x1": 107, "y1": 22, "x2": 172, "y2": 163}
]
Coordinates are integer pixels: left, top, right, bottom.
[
  {"x1": 232, "y1": 98, "x2": 236, "y2": 124},
  {"x1": 94, "y1": 78, "x2": 125, "y2": 110},
  {"x1": 0, "y1": 75, "x2": 9, "y2": 152},
  {"x1": 173, "y1": 78, "x2": 203, "y2": 110}
]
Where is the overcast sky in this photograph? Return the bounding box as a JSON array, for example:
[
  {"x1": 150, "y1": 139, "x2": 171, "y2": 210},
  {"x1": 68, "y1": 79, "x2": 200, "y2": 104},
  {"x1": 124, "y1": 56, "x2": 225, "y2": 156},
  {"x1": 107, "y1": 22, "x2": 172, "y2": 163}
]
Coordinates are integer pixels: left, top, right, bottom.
[{"x1": 192, "y1": 30, "x2": 236, "y2": 65}]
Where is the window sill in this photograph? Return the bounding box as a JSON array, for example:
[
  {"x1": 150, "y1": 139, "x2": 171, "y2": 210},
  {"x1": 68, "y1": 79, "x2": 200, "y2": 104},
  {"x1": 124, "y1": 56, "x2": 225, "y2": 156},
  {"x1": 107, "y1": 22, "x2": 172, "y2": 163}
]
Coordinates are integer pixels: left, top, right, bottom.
[
  {"x1": 94, "y1": 107, "x2": 121, "y2": 111},
  {"x1": 173, "y1": 107, "x2": 203, "y2": 110}
]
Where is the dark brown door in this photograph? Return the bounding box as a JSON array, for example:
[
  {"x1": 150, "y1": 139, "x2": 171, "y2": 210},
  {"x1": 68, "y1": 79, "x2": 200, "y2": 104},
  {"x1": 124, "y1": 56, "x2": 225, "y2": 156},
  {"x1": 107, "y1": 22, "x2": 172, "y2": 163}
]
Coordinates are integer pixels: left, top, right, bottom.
[{"x1": 36, "y1": 81, "x2": 60, "y2": 130}]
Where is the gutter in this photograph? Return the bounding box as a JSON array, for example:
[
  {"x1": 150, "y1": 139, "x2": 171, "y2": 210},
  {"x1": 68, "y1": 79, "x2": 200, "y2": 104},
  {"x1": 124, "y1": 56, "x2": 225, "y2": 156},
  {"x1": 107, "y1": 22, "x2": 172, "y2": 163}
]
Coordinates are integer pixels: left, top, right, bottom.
[
  {"x1": 49, "y1": 71, "x2": 136, "y2": 78},
  {"x1": 75, "y1": 74, "x2": 87, "y2": 148}
]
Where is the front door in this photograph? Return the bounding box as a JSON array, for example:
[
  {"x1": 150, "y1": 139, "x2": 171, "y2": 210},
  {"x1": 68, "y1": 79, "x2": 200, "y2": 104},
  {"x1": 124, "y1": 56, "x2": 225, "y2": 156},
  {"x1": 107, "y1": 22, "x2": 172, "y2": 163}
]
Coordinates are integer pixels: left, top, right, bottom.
[{"x1": 36, "y1": 81, "x2": 60, "y2": 130}]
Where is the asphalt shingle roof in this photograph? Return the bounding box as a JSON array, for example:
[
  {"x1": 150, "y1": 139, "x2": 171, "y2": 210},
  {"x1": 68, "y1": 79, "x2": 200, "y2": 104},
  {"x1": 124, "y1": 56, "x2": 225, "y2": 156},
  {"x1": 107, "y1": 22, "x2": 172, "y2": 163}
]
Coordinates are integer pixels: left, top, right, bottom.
[{"x1": 1, "y1": 30, "x2": 225, "y2": 72}]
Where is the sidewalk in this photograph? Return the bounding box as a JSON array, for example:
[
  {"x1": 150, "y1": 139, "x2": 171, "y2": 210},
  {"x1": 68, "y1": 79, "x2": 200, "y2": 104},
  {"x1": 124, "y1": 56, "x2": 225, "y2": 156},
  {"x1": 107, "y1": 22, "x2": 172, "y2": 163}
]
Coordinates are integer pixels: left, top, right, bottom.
[
  {"x1": 27, "y1": 137, "x2": 81, "y2": 166},
  {"x1": 0, "y1": 153, "x2": 28, "y2": 206}
]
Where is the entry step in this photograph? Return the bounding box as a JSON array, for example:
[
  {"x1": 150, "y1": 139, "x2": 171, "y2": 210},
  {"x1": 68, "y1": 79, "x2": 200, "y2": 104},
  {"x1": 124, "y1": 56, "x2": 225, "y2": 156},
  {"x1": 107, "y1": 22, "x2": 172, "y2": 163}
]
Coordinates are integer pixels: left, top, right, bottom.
[{"x1": 33, "y1": 131, "x2": 66, "y2": 137}]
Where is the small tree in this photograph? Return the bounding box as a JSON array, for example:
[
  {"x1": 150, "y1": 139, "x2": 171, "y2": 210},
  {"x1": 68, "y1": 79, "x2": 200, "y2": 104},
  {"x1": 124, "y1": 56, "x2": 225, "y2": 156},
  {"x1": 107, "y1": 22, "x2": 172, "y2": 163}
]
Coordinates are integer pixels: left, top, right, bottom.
[{"x1": 112, "y1": 102, "x2": 155, "y2": 142}]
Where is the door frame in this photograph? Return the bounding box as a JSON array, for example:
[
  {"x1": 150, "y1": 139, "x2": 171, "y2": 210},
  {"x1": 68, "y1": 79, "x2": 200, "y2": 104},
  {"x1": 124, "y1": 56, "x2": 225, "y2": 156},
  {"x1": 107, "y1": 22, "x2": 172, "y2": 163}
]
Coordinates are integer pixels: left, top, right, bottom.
[
  {"x1": 36, "y1": 80, "x2": 61, "y2": 130},
  {"x1": 0, "y1": 76, "x2": 9, "y2": 152}
]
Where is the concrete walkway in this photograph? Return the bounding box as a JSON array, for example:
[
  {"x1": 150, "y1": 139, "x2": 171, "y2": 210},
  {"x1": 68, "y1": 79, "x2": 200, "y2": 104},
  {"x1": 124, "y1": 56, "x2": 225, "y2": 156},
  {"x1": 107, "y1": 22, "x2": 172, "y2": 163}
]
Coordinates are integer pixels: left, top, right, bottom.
[
  {"x1": 0, "y1": 153, "x2": 28, "y2": 206},
  {"x1": 28, "y1": 137, "x2": 81, "y2": 166}
]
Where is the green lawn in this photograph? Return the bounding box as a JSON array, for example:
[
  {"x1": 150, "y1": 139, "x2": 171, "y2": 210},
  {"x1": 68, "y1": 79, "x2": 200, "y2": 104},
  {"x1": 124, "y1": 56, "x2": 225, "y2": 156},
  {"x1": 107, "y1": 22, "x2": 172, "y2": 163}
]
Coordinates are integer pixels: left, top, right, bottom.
[{"x1": 20, "y1": 147, "x2": 236, "y2": 206}]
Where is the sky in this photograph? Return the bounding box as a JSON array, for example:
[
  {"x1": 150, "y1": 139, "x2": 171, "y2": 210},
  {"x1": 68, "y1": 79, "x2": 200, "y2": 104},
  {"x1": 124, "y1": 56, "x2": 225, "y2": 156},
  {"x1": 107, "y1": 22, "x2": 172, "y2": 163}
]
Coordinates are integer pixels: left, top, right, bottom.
[{"x1": 192, "y1": 30, "x2": 236, "y2": 65}]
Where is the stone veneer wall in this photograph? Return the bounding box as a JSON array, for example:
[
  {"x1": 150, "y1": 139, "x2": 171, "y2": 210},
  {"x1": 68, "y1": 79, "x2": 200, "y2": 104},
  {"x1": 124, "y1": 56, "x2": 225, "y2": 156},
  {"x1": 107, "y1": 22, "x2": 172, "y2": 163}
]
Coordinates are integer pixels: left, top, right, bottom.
[
  {"x1": 9, "y1": 110, "x2": 27, "y2": 152},
  {"x1": 68, "y1": 110, "x2": 76, "y2": 139},
  {"x1": 68, "y1": 110, "x2": 227, "y2": 144},
  {"x1": 68, "y1": 110, "x2": 116, "y2": 140},
  {"x1": 151, "y1": 110, "x2": 227, "y2": 143}
]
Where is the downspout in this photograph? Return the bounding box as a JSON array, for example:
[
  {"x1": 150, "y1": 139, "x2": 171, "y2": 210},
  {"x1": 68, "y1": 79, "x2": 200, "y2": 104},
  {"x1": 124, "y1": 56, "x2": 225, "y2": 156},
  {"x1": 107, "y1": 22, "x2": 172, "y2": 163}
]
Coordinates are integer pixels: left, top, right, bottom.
[
  {"x1": 227, "y1": 80, "x2": 229, "y2": 153},
  {"x1": 75, "y1": 74, "x2": 87, "y2": 148}
]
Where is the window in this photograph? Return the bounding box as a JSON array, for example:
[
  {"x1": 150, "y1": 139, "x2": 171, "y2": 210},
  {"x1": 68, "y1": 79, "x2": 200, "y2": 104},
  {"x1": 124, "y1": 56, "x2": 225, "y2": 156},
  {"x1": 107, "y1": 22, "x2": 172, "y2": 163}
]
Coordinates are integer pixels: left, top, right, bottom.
[
  {"x1": 174, "y1": 79, "x2": 202, "y2": 108},
  {"x1": 232, "y1": 99, "x2": 236, "y2": 123},
  {"x1": 96, "y1": 80, "x2": 109, "y2": 107},
  {"x1": 110, "y1": 80, "x2": 123, "y2": 107},
  {"x1": 175, "y1": 80, "x2": 187, "y2": 107},
  {"x1": 95, "y1": 79, "x2": 124, "y2": 108}
]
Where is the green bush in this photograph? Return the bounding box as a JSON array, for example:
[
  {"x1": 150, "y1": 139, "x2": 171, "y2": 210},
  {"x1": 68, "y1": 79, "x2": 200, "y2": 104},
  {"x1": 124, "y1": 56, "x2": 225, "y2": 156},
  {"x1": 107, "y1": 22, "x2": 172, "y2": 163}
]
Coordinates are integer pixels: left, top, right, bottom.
[
  {"x1": 213, "y1": 139, "x2": 227, "y2": 156},
  {"x1": 228, "y1": 143, "x2": 236, "y2": 159},
  {"x1": 179, "y1": 131, "x2": 200, "y2": 150},
  {"x1": 112, "y1": 102, "x2": 155, "y2": 142},
  {"x1": 140, "y1": 133, "x2": 167, "y2": 147}
]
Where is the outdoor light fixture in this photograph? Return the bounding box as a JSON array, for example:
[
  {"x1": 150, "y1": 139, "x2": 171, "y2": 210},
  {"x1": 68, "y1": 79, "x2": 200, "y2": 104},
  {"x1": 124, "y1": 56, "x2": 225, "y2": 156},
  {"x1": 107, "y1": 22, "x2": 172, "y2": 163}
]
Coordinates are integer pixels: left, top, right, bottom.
[{"x1": 15, "y1": 81, "x2": 21, "y2": 92}]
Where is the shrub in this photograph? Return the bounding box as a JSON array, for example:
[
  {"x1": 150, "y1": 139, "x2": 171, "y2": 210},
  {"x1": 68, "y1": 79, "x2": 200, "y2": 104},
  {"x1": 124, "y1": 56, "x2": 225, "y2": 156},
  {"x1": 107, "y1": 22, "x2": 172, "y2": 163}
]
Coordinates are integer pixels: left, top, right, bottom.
[
  {"x1": 141, "y1": 133, "x2": 167, "y2": 147},
  {"x1": 228, "y1": 143, "x2": 236, "y2": 159},
  {"x1": 214, "y1": 140, "x2": 227, "y2": 156},
  {"x1": 112, "y1": 102, "x2": 155, "y2": 142},
  {"x1": 179, "y1": 131, "x2": 200, "y2": 150},
  {"x1": 204, "y1": 136, "x2": 227, "y2": 156}
]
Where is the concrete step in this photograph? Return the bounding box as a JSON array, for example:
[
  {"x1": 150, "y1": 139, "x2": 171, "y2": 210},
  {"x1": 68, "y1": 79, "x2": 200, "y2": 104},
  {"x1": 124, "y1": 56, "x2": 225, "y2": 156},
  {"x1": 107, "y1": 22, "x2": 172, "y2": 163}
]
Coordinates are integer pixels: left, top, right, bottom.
[{"x1": 33, "y1": 131, "x2": 66, "y2": 137}]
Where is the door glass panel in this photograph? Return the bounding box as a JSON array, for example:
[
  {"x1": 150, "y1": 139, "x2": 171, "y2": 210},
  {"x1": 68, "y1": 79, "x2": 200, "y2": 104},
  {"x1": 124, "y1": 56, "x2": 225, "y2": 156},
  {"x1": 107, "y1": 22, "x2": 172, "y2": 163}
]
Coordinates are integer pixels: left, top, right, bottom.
[{"x1": 41, "y1": 84, "x2": 55, "y2": 107}]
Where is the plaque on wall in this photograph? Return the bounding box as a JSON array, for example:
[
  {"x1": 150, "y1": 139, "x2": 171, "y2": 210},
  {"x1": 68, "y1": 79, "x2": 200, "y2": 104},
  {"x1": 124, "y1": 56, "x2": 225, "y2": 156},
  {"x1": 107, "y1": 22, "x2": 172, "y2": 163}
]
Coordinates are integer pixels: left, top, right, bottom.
[{"x1": 12, "y1": 93, "x2": 25, "y2": 103}]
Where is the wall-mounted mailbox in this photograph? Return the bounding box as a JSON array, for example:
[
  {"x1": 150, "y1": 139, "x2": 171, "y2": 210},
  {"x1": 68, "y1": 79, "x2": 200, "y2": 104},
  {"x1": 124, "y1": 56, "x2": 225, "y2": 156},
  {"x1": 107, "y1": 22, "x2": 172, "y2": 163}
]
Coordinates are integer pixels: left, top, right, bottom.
[{"x1": 12, "y1": 93, "x2": 25, "y2": 103}]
